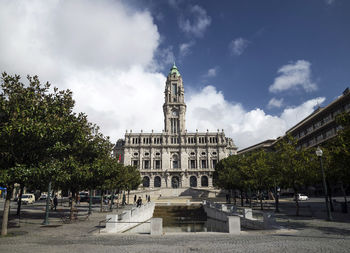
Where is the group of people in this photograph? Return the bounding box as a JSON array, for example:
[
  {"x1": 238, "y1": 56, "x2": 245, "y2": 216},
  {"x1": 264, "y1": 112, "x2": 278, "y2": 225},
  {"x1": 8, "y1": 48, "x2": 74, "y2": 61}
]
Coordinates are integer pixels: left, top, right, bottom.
[{"x1": 134, "y1": 194, "x2": 151, "y2": 207}]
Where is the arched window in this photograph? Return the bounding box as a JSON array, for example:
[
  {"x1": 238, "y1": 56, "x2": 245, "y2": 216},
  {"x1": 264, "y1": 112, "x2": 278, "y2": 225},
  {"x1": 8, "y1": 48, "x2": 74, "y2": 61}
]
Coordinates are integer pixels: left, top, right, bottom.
[
  {"x1": 172, "y1": 154, "x2": 179, "y2": 169},
  {"x1": 190, "y1": 176, "x2": 197, "y2": 187},
  {"x1": 143, "y1": 176, "x2": 150, "y2": 187},
  {"x1": 201, "y1": 176, "x2": 208, "y2": 187},
  {"x1": 154, "y1": 176, "x2": 161, "y2": 188}
]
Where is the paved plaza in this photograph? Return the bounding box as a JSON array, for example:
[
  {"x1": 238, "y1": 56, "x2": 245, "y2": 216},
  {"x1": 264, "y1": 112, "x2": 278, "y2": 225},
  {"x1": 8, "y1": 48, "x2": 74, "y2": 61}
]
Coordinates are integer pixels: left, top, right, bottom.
[{"x1": 1, "y1": 198, "x2": 350, "y2": 253}]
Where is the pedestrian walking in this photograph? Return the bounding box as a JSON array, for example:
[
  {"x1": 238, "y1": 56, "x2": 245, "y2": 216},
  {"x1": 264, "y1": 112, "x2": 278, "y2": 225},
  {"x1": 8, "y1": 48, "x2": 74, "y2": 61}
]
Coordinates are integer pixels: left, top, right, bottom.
[
  {"x1": 134, "y1": 194, "x2": 137, "y2": 203},
  {"x1": 148, "y1": 195, "x2": 150, "y2": 202},
  {"x1": 136, "y1": 196, "x2": 142, "y2": 207},
  {"x1": 53, "y1": 195, "x2": 58, "y2": 211}
]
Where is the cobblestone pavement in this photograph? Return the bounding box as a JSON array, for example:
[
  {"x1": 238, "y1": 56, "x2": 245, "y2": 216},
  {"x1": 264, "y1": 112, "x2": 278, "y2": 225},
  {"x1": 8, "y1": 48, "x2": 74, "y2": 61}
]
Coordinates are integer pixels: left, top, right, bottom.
[{"x1": 1, "y1": 200, "x2": 350, "y2": 253}]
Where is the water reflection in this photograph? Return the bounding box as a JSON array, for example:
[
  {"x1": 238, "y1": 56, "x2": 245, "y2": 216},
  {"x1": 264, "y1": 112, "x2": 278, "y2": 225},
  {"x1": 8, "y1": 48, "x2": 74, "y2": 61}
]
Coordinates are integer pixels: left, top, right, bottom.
[{"x1": 163, "y1": 217, "x2": 227, "y2": 233}]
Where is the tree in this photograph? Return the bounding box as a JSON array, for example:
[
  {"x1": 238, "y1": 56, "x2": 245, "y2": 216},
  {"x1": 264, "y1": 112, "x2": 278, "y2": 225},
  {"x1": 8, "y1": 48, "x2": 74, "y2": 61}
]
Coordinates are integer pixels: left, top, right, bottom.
[
  {"x1": 247, "y1": 150, "x2": 275, "y2": 210},
  {"x1": 274, "y1": 135, "x2": 316, "y2": 216},
  {"x1": 214, "y1": 155, "x2": 247, "y2": 205},
  {"x1": 0, "y1": 73, "x2": 78, "y2": 235}
]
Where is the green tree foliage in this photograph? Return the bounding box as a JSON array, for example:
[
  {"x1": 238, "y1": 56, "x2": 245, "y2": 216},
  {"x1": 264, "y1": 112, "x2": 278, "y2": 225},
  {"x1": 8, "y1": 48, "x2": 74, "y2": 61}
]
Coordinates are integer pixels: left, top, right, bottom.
[
  {"x1": 0, "y1": 73, "x2": 77, "y2": 235},
  {"x1": 274, "y1": 135, "x2": 316, "y2": 215},
  {"x1": 0, "y1": 73, "x2": 141, "y2": 234}
]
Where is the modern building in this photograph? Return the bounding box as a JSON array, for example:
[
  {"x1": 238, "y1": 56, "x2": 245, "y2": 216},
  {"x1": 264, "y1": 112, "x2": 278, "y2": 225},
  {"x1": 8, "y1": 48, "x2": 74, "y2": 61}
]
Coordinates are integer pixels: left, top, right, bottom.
[
  {"x1": 114, "y1": 64, "x2": 237, "y2": 189},
  {"x1": 286, "y1": 88, "x2": 350, "y2": 149},
  {"x1": 238, "y1": 87, "x2": 350, "y2": 153},
  {"x1": 237, "y1": 139, "x2": 277, "y2": 155}
]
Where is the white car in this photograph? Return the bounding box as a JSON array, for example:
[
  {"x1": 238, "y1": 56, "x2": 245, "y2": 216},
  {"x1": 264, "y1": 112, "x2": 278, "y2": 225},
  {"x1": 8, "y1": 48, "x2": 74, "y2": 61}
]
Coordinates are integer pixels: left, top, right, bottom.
[
  {"x1": 295, "y1": 194, "x2": 308, "y2": 201},
  {"x1": 39, "y1": 194, "x2": 47, "y2": 200},
  {"x1": 21, "y1": 194, "x2": 36, "y2": 204}
]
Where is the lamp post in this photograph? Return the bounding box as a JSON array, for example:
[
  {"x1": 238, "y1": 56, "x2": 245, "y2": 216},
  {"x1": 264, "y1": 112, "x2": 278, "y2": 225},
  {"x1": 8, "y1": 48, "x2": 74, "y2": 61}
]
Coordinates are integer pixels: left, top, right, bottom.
[{"x1": 315, "y1": 146, "x2": 332, "y2": 221}]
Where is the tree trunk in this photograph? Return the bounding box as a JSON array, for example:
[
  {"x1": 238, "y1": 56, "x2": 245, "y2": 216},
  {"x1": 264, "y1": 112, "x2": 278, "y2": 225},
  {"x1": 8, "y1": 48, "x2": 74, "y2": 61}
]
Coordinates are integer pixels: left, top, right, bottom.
[
  {"x1": 260, "y1": 191, "x2": 263, "y2": 210},
  {"x1": 100, "y1": 191, "x2": 104, "y2": 212},
  {"x1": 233, "y1": 190, "x2": 237, "y2": 206},
  {"x1": 16, "y1": 185, "x2": 24, "y2": 216},
  {"x1": 1, "y1": 186, "x2": 13, "y2": 236},
  {"x1": 275, "y1": 190, "x2": 280, "y2": 213},
  {"x1": 109, "y1": 190, "x2": 114, "y2": 211},
  {"x1": 240, "y1": 190, "x2": 244, "y2": 207},
  {"x1": 340, "y1": 181, "x2": 348, "y2": 213},
  {"x1": 127, "y1": 190, "x2": 130, "y2": 204},
  {"x1": 294, "y1": 188, "x2": 299, "y2": 216},
  {"x1": 70, "y1": 191, "x2": 76, "y2": 221},
  {"x1": 88, "y1": 189, "x2": 92, "y2": 215}
]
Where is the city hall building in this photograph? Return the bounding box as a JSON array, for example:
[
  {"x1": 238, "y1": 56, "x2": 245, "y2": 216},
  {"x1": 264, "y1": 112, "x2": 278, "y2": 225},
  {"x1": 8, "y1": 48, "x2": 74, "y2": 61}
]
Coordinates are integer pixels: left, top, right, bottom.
[{"x1": 114, "y1": 64, "x2": 237, "y2": 189}]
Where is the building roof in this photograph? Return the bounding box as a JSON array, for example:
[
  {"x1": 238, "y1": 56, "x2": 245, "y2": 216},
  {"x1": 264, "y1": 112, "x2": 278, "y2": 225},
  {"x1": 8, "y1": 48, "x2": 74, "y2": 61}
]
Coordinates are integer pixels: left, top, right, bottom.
[
  {"x1": 286, "y1": 87, "x2": 350, "y2": 134},
  {"x1": 237, "y1": 139, "x2": 277, "y2": 154}
]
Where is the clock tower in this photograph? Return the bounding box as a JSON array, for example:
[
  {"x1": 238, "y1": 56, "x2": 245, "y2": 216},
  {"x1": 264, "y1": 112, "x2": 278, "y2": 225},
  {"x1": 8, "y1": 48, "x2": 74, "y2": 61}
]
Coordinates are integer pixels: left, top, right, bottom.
[{"x1": 163, "y1": 63, "x2": 186, "y2": 134}]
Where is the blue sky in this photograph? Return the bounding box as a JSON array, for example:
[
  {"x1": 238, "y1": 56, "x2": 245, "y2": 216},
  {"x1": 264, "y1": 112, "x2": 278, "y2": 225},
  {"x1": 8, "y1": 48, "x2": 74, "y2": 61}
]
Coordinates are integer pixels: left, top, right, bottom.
[
  {"x1": 143, "y1": 0, "x2": 350, "y2": 111},
  {"x1": 0, "y1": 0, "x2": 349, "y2": 149}
]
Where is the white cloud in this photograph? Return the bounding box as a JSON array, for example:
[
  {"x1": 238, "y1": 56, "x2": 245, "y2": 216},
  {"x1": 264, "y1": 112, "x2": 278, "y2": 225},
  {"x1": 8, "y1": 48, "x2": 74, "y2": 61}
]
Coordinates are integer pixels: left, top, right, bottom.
[
  {"x1": 186, "y1": 86, "x2": 325, "y2": 149},
  {"x1": 179, "y1": 5, "x2": 211, "y2": 37},
  {"x1": 204, "y1": 67, "x2": 218, "y2": 78},
  {"x1": 0, "y1": 0, "x2": 164, "y2": 140},
  {"x1": 325, "y1": 0, "x2": 335, "y2": 5},
  {"x1": 269, "y1": 60, "x2": 317, "y2": 93},
  {"x1": 154, "y1": 46, "x2": 175, "y2": 70},
  {"x1": 267, "y1": 98, "x2": 284, "y2": 109},
  {"x1": 0, "y1": 0, "x2": 327, "y2": 151},
  {"x1": 229, "y1": 38, "x2": 249, "y2": 56},
  {"x1": 179, "y1": 41, "x2": 195, "y2": 58}
]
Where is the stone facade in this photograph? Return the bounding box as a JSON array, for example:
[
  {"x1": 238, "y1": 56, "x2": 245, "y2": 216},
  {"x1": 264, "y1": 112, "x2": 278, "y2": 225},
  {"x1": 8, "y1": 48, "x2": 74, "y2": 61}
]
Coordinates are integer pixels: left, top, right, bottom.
[{"x1": 114, "y1": 64, "x2": 237, "y2": 189}]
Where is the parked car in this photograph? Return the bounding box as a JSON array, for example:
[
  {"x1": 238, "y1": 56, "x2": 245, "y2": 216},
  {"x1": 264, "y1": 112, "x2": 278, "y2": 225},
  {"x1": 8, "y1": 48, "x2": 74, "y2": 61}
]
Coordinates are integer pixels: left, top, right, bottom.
[
  {"x1": 21, "y1": 194, "x2": 36, "y2": 204},
  {"x1": 295, "y1": 194, "x2": 309, "y2": 201},
  {"x1": 39, "y1": 194, "x2": 48, "y2": 200}
]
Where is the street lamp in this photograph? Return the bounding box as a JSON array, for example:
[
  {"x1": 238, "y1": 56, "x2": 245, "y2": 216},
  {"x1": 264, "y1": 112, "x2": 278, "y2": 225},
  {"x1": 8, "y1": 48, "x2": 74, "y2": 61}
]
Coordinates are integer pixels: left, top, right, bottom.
[{"x1": 316, "y1": 146, "x2": 332, "y2": 221}]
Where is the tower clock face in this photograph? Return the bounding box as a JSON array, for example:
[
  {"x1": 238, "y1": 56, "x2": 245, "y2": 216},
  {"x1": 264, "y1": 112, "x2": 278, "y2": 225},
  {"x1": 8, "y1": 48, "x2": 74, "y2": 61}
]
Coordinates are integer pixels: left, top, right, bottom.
[{"x1": 172, "y1": 110, "x2": 178, "y2": 116}]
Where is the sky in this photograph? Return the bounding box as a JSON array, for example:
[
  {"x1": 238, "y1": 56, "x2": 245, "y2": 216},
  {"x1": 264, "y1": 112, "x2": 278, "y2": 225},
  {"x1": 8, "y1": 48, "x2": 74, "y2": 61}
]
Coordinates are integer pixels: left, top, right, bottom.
[{"x1": 0, "y1": 0, "x2": 349, "y2": 149}]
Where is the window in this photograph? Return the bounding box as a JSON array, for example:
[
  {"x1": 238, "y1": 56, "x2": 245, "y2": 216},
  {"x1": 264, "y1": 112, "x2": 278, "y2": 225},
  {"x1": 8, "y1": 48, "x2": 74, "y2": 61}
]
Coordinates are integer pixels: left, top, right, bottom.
[
  {"x1": 326, "y1": 129, "x2": 334, "y2": 138},
  {"x1": 145, "y1": 152, "x2": 149, "y2": 156},
  {"x1": 144, "y1": 160, "x2": 149, "y2": 169},
  {"x1": 188, "y1": 137, "x2": 196, "y2": 144},
  {"x1": 154, "y1": 176, "x2": 161, "y2": 188},
  {"x1": 133, "y1": 152, "x2": 138, "y2": 156},
  {"x1": 190, "y1": 152, "x2": 195, "y2": 156},
  {"x1": 201, "y1": 152, "x2": 206, "y2": 156},
  {"x1": 132, "y1": 160, "x2": 138, "y2": 167},
  {"x1": 172, "y1": 83, "x2": 177, "y2": 96},
  {"x1": 212, "y1": 159, "x2": 217, "y2": 168},
  {"x1": 190, "y1": 176, "x2": 197, "y2": 187},
  {"x1": 309, "y1": 139, "x2": 315, "y2": 146},
  {"x1": 190, "y1": 160, "x2": 196, "y2": 169},
  {"x1": 143, "y1": 177, "x2": 150, "y2": 187},
  {"x1": 155, "y1": 152, "x2": 160, "y2": 156},
  {"x1": 201, "y1": 160, "x2": 207, "y2": 169},
  {"x1": 154, "y1": 138, "x2": 162, "y2": 144},
  {"x1": 155, "y1": 160, "x2": 161, "y2": 169},
  {"x1": 212, "y1": 152, "x2": 217, "y2": 155},
  {"x1": 132, "y1": 138, "x2": 140, "y2": 144},
  {"x1": 201, "y1": 176, "x2": 208, "y2": 187},
  {"x1": 173, "y1": 160, "x2": 178, "y2": 169}
]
